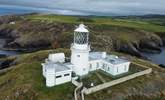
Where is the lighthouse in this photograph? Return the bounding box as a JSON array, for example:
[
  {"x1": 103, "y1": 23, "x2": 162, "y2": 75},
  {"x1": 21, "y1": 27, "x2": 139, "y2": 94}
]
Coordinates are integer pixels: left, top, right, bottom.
[
  {"x1": 42, "y1": 23, "x2": 131, "y2": 87},
  {"x1": 71, "y1": 24, "x2": 90, "y2": 76}
]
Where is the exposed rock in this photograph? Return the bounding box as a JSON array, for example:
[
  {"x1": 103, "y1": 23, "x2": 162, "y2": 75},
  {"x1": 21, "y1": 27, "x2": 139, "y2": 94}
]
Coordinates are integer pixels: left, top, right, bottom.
[
  {"x1": 0, "y1": 15, "x2": 22, "y2": 25},
  {"x1": 159, "y1": 64, "x2": 165, "y2": 68},
  {"x1": 155, "y1": 32, "x2": 165, "y2": 46},
  {"x1": 119, "y1": 42, "x2": 143, "y2": 57},
  {"x1": 0, "y1": 54, "x2": 7, "y2": 58},
  {"x1": 139, "y1": 39, "x2": 161, "y2": 53},
  {"x1": 0, "y1": 59, "x2": 14, "y2": 69},
  {"x1": 0, "y1": 14, "x2": 165, "y2": 58}
]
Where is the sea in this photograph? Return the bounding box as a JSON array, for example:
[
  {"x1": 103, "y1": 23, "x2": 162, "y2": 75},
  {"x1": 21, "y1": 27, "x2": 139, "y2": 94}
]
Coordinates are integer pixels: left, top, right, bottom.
[
  {"x1": 0, "y1": 6, "x2": 42, "y2": 16},
  {"x1": 0, "y1": 5, "x2": 93, "y2": 16},
  {"x1": 142, "y1": 48, "x2": 165, "y2": 65}
]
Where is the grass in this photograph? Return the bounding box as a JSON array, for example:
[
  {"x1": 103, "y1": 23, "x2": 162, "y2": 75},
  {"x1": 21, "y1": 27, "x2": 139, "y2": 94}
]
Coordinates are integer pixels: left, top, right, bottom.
[
  {"x1": 0, "y1": 14, "x2": 165, "y2": 99},
  {"x1": 81, "y1": 63, "x2": 147, "y2": 88},
  {"x1": 81, "y1": 71, "x2": 103, "y2": 88},
  {"x1": 26, "y1": 14, "x2": 165, "y2": 32},
  {"x1": 3, "y1": 14, "x2": 164, "y2": 52},
  {"x1": 85, "y1": 55, "x2": 165, "y2": 100},
  {"x1": 0, "y1": 49, "x2": 164, "y2": 100},
  {"x1": 27, "y1": 15, "x2": 78, "y2": 23},
  {"x1": 0, "y1": 49, "x2": 75, "y2": 100}
]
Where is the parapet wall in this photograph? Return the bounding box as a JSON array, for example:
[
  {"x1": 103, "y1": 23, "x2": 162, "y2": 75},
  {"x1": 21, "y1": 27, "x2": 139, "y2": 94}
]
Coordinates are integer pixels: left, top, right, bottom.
[{"x1": 83, "y1": 65, "x2": 152, "y2": 95}]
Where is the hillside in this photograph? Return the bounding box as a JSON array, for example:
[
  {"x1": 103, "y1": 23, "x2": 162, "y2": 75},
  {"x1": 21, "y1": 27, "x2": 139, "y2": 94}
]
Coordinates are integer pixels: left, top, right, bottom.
[
  {"x1": 0, "y1": 14, "x2": 165, "y2": 100},
  {"x1": 0, "y1": 49, "x2": 75, "y2": 100},
  {"x1": 0, "y1": 49, "x2": 165, "y2": 100},
  {"x1": 0, "y1": 14, "x2": 165, "y2": 57}
]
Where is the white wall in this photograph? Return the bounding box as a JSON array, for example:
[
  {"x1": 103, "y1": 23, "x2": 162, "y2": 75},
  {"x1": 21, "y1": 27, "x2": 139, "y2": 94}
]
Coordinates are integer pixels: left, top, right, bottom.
[
  {"x1": 89, "y1": 60, "x2": 101, "y2": 71},
  {"x1": 107, "y1": 64, "x2": 115, "y2": 75},
  {"x1": 55, "y1": 71, "x2": 72, "y2": 85},
  {"x1": 71, "y1": 49, "x2": 89, "y2": 76},
  {"x1": 99, "y1": 60, "x2": 130, "y2": 76},
  {"x1": 42, "y1": 63, "x2": 46, "y2": 77},
  {"x1": 48, "y1": 53, "x2": 65, "y2": 63},
  {"x1": 111, "y1": 62, "x2": 131, "y2": 76},
  {"x1": 45, "y1": 70, "x2": 72, "y2": 87},
  {"x1": 100, "y1": 61, "x2": 110, "y2": 72},
  {"x1": 46, "y1": 73, "x2": 56, "y2": 87}
]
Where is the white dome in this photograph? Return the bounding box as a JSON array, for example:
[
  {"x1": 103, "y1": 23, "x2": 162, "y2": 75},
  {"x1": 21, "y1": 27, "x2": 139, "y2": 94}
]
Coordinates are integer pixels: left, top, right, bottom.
[{"x1": 74, "y1": 24, "x2": 89, "y2": 32}]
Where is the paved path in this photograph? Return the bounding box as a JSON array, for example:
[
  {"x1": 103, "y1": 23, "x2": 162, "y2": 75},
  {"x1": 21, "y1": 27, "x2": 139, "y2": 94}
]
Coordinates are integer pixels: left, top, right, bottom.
[{"x1": 74, "y1": 82, "x2": 83, "y2": 100}]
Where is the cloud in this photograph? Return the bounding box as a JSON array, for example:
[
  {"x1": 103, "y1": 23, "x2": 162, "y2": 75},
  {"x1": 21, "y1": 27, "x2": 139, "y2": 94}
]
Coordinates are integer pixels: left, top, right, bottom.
[{"x1": 0, "y1": 0, "x2": 165, "y2": 15}]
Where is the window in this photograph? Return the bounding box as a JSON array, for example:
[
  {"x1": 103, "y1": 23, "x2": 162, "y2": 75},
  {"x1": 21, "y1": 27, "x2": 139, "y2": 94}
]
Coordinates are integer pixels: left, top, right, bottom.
[
  {"x1": 96, "y1": 63, "x2": 99, "y2": 68},
  {"x1": 83, "y1": 68, "x2": 86, "y2": 71},
  {"x1": 90, "y1": 64, "x2": 92, "y2": 69},
  {"x1": 64, "y1": 74, "x2": 70, "y2": 76},
  {"x1": 77, "y1": 55, "x2": 80, "y2": 57},
  {"x1": 117, "y1": 67, "x2": 119, "y2": 73},
  {"x1": 104, "y1": 64, "x2": 107, "y2": 70},
  {"x1": 108, "y1": 67, "x2": 110, "y2": 71},
  {"x1": 102, "y1": 64, "x2": 106, "y2": 69},
  {"x1": 56, "y1": 75, "x2": 62, "y2": 78}
]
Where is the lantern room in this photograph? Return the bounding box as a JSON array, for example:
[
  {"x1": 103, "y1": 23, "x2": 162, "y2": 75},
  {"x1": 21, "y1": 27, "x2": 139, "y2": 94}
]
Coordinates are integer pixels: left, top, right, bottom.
[{"x1": 74, "y1": 24, "x2": 89, "y2": 45}]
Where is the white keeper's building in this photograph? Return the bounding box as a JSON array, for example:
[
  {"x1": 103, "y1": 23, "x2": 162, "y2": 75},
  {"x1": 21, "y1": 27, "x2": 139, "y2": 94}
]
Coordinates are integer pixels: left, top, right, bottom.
[{"x1": 42, "y1": 24, "x2": 131, "y2": 87}]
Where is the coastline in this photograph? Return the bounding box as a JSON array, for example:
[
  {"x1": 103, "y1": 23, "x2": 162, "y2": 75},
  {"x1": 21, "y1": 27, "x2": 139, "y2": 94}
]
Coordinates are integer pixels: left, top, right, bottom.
[{"x1": 0, "y1": 13, "x2": 165, "y2": 65}]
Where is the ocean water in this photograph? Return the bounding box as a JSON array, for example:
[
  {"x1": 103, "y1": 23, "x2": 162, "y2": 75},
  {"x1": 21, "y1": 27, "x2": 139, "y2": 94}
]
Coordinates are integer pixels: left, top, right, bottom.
[
  {"x1": 0, "y1": 5, "x2": 92, "y2": 16},
  {"x1": 0, "y1": 6, "x2": 39, "y2": 16},
  {"x1": 142, "y1": 48, "x2": 165, "y2": 65},
  {"x1": 0, "y1": 39, "x2": 19, "y2": 56},
  {"x1": 0, "y1": 5, "x2": 116, "y2": 16}
]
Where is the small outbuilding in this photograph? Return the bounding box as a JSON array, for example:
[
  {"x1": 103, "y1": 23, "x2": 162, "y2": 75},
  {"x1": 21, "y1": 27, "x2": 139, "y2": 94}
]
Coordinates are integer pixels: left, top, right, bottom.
[{"x1": 42, "y1": 53, "x2": 72, "y2": 87}]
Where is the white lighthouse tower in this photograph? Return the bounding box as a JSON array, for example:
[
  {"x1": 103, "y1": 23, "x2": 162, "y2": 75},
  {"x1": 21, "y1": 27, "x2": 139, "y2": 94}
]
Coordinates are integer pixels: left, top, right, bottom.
[{"x1": 71, "y1": 24, "x2": 90, "y2": 76}]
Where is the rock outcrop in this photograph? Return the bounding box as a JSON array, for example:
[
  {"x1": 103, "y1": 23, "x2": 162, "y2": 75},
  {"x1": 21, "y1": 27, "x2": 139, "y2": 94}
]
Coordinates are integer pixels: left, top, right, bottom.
[{"x1": 0, "y1": 14, "x2": 165, "y2": 58}]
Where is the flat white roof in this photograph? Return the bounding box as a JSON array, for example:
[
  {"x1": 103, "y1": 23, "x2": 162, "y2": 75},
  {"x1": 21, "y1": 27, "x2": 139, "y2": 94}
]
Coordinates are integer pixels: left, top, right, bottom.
[
  {"x1": 44, "y1": 61, "x2": 71, "y2": 73},
  {"x1": 89, "y1": 52, "x2": 130, "y2": 65},
  {"x1": 89, "y1": 52, "x2": 103, "y2": 60},
  {"x1": 103, "y1": 56, "x2": 129, "y2": 65}
]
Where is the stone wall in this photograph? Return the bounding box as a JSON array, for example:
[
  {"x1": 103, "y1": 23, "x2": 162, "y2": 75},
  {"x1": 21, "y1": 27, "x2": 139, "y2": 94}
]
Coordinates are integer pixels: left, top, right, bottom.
[{"x1": 83, "y1": 67, "x2": 152, "y2": 95}]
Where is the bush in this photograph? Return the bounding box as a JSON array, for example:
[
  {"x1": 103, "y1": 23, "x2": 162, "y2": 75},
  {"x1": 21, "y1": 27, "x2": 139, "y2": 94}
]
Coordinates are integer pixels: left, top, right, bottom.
[{"x1": 77, "y1": 17, "x2": 94, "y2": 23}]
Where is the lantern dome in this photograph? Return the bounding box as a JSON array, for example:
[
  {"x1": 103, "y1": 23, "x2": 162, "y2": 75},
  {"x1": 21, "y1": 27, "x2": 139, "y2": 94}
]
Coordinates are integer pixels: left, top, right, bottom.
[{"x1": 74, "y1": 24, "x2": 89, "y2": 32}]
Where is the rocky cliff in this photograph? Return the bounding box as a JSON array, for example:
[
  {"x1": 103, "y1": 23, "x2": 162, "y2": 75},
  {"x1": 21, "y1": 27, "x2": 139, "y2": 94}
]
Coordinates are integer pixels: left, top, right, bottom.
[{"x1": 0, "y1": 14, "x2": 164, "y2": 58}]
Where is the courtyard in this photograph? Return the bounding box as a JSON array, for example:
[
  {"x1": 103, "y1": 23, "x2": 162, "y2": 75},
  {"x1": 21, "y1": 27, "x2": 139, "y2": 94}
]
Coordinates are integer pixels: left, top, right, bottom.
[{"x1": 81, "y1": 63, "x2": 147, "y2": 88}]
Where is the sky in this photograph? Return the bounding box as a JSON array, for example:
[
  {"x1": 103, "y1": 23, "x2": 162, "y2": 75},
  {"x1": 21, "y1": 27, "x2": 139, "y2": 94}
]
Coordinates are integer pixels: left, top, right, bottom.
[{"x1": 0, "y1": 0, "x2": 165, "y2": 16}]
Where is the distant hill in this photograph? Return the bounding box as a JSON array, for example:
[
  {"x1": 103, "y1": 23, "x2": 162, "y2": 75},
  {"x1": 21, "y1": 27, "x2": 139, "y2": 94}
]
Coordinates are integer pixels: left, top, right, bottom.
[{"x1": 114, "y1": 14, "x2": 165, "y2": 26}]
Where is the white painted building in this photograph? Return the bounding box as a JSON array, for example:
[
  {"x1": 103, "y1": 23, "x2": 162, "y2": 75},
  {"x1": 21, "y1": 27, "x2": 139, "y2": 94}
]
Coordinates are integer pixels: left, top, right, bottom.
[
  {"x1": 71, "y1": 24, "x2": 90, "y2": 76},
  {"x1": 89, "y1": 52, "x2": 130, "y2": 76},
  {"x1": 42, "y1": 53, "x2": 73, "y2": 87},
  {"x1": 42, "y1": 24, "x2": 131, "y2": 87}
]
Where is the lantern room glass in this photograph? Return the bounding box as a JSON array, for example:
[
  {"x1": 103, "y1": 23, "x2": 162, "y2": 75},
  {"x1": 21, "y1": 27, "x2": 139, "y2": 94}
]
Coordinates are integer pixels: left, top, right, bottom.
[{"x1": 74, "y1": 31, "x2": 88, "y2": 44}]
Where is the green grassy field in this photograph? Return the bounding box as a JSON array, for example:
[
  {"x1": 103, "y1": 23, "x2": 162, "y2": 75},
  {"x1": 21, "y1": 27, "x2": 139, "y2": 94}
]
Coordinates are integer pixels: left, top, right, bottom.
[
  {"x1": 0, "y1": 48, "x2": 164, "y2": 100},
  {"x1": 1, "y1": 14, "x2": 164, "y2": 52},
  {"x1": 0, "y1": 49, "x2": 75, "y2": 100},
  {"x1": 27, "y1": 14, "x2": 165, "y2": 32},
  {"x1": 81, "y1": 63, "x2": 147, "y2": 89}
]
